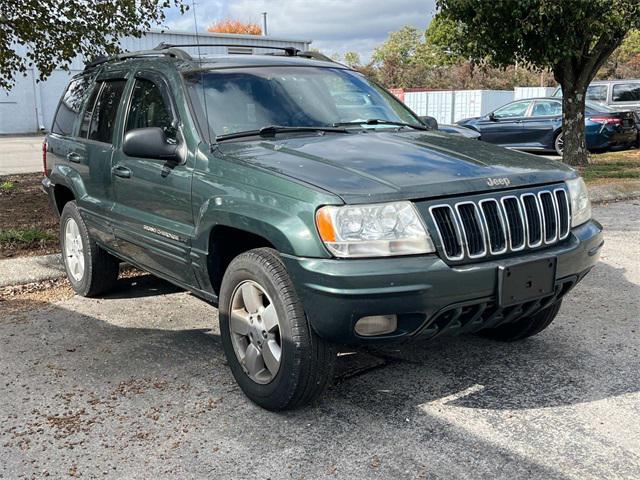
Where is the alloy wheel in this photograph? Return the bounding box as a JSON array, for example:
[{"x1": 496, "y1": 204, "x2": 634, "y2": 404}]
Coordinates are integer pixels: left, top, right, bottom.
[
  {"x1": 64, "y1": 218, "x2": 85, "y2": 282},
  {"x1": 555, "y1": 133, "x2": 564, "y2": 155},
  {"x1": 229, "y1": 280, "x2": 282, "y2": 384}
]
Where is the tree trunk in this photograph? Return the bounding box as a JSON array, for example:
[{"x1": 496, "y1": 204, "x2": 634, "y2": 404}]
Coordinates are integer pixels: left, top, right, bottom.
[{"x1": 560, "y1": 87, "x2": 588, "y2": 166}]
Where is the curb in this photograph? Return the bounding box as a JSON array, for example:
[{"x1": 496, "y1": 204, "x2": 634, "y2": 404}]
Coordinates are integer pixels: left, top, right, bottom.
[
  {"x1": 0, "y1": 253, "x2": 65, "y2": 287},
  {"x1": 588, "y1": 182, "x2": 640, "y2": 204}
]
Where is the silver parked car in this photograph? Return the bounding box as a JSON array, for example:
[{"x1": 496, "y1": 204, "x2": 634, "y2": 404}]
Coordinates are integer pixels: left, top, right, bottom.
[{"x1": 553, "y1": 79, "x2": 640, "y2": 112}]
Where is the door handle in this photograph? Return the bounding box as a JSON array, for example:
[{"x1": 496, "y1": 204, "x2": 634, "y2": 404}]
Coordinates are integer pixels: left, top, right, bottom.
[
  {"x1": 66, "y1": 152, "x2": 81, "y2": 163},
  {"x1": 112, "y1": 165, "x2": 132, "y2": 179}
]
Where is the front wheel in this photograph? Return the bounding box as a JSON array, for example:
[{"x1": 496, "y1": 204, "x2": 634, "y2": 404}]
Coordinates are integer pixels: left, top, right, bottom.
[
  {"x1": 219, "y1": 248, "x2": 336, "y2": 410},
  {"x1": 479, "y1": 300, "x2": 562, "y2": 341}
]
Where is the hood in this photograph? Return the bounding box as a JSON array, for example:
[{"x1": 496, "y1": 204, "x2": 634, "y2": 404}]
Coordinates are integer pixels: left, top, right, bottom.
[{"x1": 219, "y1": 130, "x2": 576, "y2": 204}]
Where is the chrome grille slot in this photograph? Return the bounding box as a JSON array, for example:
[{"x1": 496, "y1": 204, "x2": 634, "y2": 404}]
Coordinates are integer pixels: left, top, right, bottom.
[
  {"x1": 521, "y1": 194, "x2": 543, "y2": 247},
  {"x1": 479, "y1": 199, "x2": 507, "y2": 254},
  {"x1": 456, "y1": 202, "x2": 486, "y2": 257},
  {"x1": 502, "y1": 196, "x2": 525, "y2": 250},
  {"x1": 554, "y1": 189, "x2": 570, "y2": 239},
  {"x1": 430, "y1": 205, "x2": 463, "y2": 260},
  {"x1": 428, "y1": 186, "x2": 570, "y2": 261},
  {"x1": 538, "y1": 191, "x2": 558, "y2": 243}
]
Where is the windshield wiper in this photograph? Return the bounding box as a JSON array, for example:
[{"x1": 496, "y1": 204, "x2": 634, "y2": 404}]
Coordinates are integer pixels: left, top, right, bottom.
[
  {"x1": 216, "y1": 125, "x2": 349, "y2": 141},
  {"x1": 333, "y1": 119, "x2": 428, "y2": 130}
]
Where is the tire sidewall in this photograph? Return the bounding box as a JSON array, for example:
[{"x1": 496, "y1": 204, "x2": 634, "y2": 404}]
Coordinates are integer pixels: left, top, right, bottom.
[
  {"x1": 219, "y1": 252, "x2": 303, "y2": 408},
  {"x1": 60, "y1": 202, "x2": 94, "y2": 296}
]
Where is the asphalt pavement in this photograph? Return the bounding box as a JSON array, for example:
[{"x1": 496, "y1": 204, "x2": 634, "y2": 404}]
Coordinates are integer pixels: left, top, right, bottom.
[
  {"x1": 0, "y1": 135, "x2": 44, "y2": 175},
  {"x1": 1, "y1": 201, "x2": 639, "y2": 479}
]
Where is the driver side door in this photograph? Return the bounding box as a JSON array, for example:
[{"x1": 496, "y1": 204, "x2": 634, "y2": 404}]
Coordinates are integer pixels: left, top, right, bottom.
[
  {"x1": 111, "y1": 71, "x2": 197, "y2": 286},
  {"x1": 476, "y1": 100, "x2": 532, "y2": 146}
]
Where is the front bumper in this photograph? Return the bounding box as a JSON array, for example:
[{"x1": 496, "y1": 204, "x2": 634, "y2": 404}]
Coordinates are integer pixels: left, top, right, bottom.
[{"x1": 282, "y1": 219, "x2": 603, "y2": 345}]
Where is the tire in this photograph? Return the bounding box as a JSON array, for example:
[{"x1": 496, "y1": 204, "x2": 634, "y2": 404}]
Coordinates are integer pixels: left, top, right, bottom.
[
  {"x1": 219, "y1": 248, "x2": 336, "y2": 410},
  {"x1": 60, "y1": 201, "x2": 119, "y2": 297},
  {"x1": 479, "y1": 300, "x2": 562, "y2": 342},
  {"x1": 554, "y1": 132, "x2": 564, "y2": 156}
]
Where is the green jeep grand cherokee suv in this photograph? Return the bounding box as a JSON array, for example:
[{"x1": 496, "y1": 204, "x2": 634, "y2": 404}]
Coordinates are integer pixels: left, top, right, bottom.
[{"x1": 42, "y1": 45, "x2": 603, "y2": 410}]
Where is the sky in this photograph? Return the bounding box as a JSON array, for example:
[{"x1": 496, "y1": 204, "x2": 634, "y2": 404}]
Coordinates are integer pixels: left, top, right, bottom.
[{"x1": 161, "y1": 0, "x2": 438, "y2": 62}]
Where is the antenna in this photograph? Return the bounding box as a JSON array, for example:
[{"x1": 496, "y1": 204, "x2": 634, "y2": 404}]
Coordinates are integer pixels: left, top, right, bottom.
[{"x1": 191, "y1": 0, "x2": 214, "y2": 148}]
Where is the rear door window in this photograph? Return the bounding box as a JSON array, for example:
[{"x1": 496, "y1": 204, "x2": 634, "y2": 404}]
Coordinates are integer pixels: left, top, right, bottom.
[
  {"x1": 87, "y1": 80, "x2": 127, "y2": 144},
  {"x1": 51, "y1": 75, "x2": 93, "y2": 136},
  {"x1": 78, "y1": 84, "x2": 102, "y2": 138},
  {"x1": 531, "y1": 100, "x2": 562, "y2": 117},
  {"x1": 612, "y1": 83, "x2": 640, "y2": 102}
]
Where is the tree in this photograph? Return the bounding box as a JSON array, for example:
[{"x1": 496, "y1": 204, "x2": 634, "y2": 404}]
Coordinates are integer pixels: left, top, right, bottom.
[
  {"x1": 207, "y1": 19, "x2": 262, "y2": 35},
  {"x1": 343, "y1": 51, "x2": 361, "y2": 69},
  {"x1": 372, "y1": 26, "x2": 424, "y2": 87},
  {"x1": 0, "y1": 0, "x2": 187, "y2": 90},
  {"x1": 437, "y1": 0, "x2": 640, "y2": 166}
]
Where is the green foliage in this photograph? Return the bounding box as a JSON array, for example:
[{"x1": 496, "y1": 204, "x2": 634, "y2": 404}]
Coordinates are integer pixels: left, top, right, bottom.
[
  {"x1": 0, "y1": 1, "x2": 188, "y2": 89},
  {"x1": 0, "y1": 228, "x2": 56, "y2": 246},
  {"x1": 0, "y1": 181, "x2": 14, "y2": 191},
  {"x1": 343, "y1": 51, "x2": 361, "y2": 68},
  {"x1": 436, "y1": 0, "x2": 640, "y2": 86}
]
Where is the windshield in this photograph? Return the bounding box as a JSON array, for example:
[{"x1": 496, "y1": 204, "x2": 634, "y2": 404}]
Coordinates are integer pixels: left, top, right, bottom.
[{"x1": 183, "y1": 66, "x2": 422, "y2": 139}]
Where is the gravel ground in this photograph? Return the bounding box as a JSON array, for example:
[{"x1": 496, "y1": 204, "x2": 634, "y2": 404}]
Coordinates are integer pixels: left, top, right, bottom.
[{"x1": 1, "y1": 202, "x2": 639, "y2": 479}]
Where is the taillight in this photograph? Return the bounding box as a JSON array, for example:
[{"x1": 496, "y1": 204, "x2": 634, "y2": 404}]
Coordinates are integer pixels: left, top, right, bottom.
[
  {"x1": 589, "y1": 116, "x2": 622, "y2": 125},
  {"x1": 42, "y1": 139, "x2": 48, "y2": 176}
]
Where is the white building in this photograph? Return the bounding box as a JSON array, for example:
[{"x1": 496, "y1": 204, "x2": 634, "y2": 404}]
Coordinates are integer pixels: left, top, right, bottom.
[{"x1": 0, "y1": 30, "x2": 311, "y2": 134}]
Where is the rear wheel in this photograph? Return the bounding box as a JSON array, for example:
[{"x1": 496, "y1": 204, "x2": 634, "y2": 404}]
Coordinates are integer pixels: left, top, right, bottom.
[
  {"x1": 554, "y1": 132, "x2": 564, "y2": 156},
  {"x1": 60, "y1": 202, "x2": 119, "y2": 297},
  {"x1": 479, "y1": 300, "x2": 562, "y2": 341},
  {"x1": 219, "y1": 248, "x2": 336, "y2": 410}
]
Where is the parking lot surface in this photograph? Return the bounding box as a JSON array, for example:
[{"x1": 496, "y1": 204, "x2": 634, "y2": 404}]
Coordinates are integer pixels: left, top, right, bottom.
[
  {"x1": 0, "y1": 136, "x2": 44, "y2": 175},
  {"x1": 1, "y1": 202, "x2": 639, "y2": 479}
]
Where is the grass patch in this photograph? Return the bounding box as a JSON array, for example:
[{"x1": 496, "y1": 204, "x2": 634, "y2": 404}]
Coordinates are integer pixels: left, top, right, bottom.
[
  {"x1": 580, "y1": 150, "x2": 640, "y2": 183},
  {"x1": 0, "y1": 181, "x2": 14, "y2": 191},
  {"x1": 0, "y1": 228, "x2": 57, "y2": 247}
]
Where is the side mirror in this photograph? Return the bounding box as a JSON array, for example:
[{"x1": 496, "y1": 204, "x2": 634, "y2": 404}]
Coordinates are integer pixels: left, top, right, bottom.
[
  {"x1": 123, "y1": 127, "x2": 181, "y2": 162},
  {"x1": 419, "y1": 116, "x2": 438, "y2": 130},
  {"x1": 488, "y1": 112, "x2": 498, "y2": 121}
]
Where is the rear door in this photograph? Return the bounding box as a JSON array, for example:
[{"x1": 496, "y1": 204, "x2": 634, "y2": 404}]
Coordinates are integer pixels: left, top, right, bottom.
[
  {"x1": 48, "y1": 71, "x2": 128, "y2": 247},
  {"x1": 110, "y1": 71, "x2": 197, "y2": 285},
  {"x1": 520, "y1": 99, "x2": 562, "y2": 148},
  {"x1": 476, "y1": 100, "x2": 531, "y2": 145}
]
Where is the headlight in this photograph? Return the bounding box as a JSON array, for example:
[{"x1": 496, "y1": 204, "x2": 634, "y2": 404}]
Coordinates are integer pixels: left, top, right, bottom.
[
  {"x1": 566, "y1": 177, "x2": 592, "y2": 227},
  {"x1": 315, "y1": 201, "x2": 435, "y2": 258}
]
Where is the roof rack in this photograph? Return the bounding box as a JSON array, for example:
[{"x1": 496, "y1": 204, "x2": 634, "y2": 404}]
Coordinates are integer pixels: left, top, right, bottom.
[
  {"x1": 155, "y1": 42, "x2": 336, "y2": 62},
  {"x1": 84, "y1": 42, "x2": 337, "y2": 71},
  {"x1": 84, "y1": 47, "x2": 193, "y2": 70}
]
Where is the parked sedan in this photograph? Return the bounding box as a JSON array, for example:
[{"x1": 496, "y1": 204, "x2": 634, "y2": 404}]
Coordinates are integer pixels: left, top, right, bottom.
[{"x1": 457, "y1": 97, "x2": 637, "y2": 155}]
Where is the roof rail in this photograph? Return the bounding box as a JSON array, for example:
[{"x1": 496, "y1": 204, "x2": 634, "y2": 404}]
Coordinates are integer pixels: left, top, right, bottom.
[
  {"x1": 84, "y1": 47, "x2": 193, "y2": 70},
  {"x1": 83, "y1": 43, "x2": 338, "y2": 71},
  {"x1": 154, "y1": 42, "x2": 337, "y2": 63},
  {"x1": 155, "y1": 42, "x2": 301, "y2": 57}
]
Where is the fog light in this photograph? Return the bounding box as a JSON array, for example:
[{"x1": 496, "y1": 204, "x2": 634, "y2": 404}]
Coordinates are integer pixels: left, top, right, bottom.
[{"x1": 354, "y1": 315, "x2": 397, "y2": 336}]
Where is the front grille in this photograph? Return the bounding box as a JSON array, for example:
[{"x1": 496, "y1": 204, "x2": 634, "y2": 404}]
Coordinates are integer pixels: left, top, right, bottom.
[{"x1": 429, "y1": 186, "x2": 571, "y2": 261}]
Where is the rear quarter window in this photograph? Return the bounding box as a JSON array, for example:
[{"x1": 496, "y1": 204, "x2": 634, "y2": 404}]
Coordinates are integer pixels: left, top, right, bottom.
[
  {"x1": 51, "y1": 75, "x2": 93, "y2": 136},
  {"x1": 612, "y1": 83, "x2": 640, "y2": 102}
]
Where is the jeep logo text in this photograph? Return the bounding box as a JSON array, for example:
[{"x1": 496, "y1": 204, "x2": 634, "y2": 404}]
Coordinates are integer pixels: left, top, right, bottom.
[{"x1": 486, "y1": 177, "x2": 511, "y2": 187}]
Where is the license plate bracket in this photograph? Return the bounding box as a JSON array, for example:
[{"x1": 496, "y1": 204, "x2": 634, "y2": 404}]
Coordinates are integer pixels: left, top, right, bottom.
[{"x1": 498, "y1": 257, "x2": 557, "y2": 307}]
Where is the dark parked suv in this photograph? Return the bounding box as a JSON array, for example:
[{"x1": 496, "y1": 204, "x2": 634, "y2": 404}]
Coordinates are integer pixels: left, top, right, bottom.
[{"x1": 43, "y1": 45, "x2": 603, "y2": 410}]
